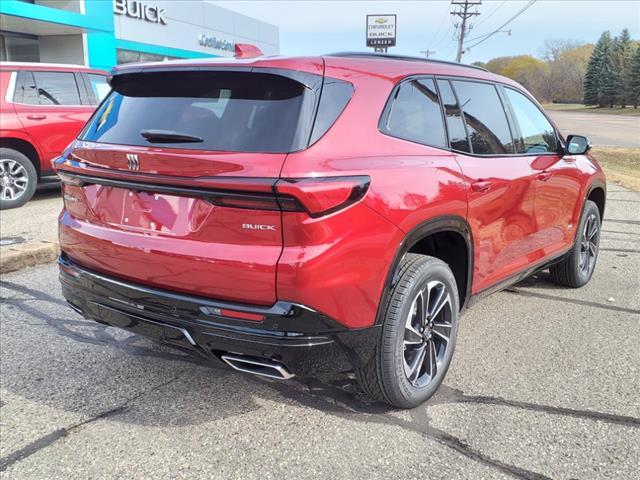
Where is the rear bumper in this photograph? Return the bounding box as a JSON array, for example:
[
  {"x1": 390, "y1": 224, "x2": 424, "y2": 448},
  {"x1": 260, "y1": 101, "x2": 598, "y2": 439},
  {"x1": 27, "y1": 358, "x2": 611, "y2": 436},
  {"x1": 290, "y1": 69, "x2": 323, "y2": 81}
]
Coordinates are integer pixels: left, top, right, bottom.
[{"x1": 58, "y1": 255, "x2": 380, "y2": 376}]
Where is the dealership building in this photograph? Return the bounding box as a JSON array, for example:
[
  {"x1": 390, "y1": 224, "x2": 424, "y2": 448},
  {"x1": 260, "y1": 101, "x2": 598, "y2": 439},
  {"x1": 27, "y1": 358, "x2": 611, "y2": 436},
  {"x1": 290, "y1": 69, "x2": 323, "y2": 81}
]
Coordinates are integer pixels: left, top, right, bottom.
[{"x1": 0, "y1": 1, "x2": 279, "y2": 70}]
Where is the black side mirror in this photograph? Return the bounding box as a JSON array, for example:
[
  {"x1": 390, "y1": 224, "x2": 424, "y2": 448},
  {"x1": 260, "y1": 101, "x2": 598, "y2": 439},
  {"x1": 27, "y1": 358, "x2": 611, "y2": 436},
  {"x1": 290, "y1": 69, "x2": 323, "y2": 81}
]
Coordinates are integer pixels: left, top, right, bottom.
[{"x1": 566, "y1": 135, "x2": 591, "y2": 155}]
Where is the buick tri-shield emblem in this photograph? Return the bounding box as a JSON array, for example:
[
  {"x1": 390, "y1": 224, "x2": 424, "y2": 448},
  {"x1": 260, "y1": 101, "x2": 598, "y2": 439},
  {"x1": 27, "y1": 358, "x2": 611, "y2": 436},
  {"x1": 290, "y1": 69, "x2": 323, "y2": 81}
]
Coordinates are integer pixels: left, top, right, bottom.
[{"x1": 126, "y1": 154, "x2": 140, "y2": 171}]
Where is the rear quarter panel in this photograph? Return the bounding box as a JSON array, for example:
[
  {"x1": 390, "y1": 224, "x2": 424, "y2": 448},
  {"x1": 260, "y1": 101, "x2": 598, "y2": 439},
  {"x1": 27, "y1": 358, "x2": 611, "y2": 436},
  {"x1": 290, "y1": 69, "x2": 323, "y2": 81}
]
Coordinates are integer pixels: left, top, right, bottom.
[{"x1": 279, "y1": 62, "x2": 467, "y2": 328}]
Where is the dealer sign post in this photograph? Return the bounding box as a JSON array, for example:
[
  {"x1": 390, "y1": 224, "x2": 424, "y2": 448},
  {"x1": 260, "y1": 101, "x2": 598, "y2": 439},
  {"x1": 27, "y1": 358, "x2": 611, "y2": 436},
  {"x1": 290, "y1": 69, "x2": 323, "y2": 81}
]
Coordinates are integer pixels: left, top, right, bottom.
[{"x1": 366, "y1": 14, "x2": 396, "y2": 53}]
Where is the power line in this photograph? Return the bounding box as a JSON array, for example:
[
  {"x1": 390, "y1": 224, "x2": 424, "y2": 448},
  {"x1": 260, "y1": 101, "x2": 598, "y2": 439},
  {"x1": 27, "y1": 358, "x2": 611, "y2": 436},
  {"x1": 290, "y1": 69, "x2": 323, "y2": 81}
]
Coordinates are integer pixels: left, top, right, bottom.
[
  {"x1": 466, "y1": 0, "x2": 533, "y2": 42},
  {"x1": 473, "y1": 0, "x2": 507, "y2": 29},
  {"x1": 426, "y1": 3, "x2": 451, "y2": 47},
  {"x1": 465, "y1": 0, "x2": 537, "y2": 50},
  {"x1": 431, "y1": 15, "x2": 457, "y2": 52},
  {"x1": 450, "y1": 1, "x2": 482, "y2": 63}
]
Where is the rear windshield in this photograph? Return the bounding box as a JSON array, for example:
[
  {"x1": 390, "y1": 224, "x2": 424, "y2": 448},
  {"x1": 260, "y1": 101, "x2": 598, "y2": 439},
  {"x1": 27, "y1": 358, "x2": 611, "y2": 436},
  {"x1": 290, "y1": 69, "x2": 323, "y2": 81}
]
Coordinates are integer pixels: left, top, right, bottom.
[{"x1": 81, "y1": 71, "x2": 316, "y2": 153}]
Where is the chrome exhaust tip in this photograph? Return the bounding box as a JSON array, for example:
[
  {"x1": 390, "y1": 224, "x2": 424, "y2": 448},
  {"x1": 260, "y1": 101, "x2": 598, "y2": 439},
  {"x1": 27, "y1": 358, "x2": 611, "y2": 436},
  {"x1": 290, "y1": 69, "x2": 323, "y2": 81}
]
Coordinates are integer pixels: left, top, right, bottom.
[{"x1": 221, "y1": 353, "x2": 295, "y2": 380}]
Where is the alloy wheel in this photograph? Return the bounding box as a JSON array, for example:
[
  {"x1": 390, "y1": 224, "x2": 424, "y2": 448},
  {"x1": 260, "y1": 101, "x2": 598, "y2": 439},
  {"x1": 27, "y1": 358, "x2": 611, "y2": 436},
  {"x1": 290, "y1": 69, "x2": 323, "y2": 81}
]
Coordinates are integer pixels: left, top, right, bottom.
[
  {"x1": 0, "y1": 159, "x2": 29, "y2": 201},
  {"x1": 579, "y1": 213, "x2": 599, "y2": 275},
  {"x1": 403, "y1": 280, "x2": 453, "y2": 388}
]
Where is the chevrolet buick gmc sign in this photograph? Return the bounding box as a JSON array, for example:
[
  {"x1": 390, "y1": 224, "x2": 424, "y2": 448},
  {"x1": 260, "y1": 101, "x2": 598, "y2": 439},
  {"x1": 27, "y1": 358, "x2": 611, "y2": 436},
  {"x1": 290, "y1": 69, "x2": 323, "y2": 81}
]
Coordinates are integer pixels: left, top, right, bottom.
[
  {"x1": 366, "y1": 14, "x2": 396, "y2": 47},
  {"x1": 113, "y1": 0, "x2": 167, "y2": 25}
]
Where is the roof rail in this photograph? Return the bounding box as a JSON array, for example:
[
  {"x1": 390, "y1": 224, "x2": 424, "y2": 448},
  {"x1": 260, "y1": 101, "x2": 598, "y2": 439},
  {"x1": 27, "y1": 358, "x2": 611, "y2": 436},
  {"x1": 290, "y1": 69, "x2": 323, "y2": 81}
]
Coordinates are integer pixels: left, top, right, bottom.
[{"x1": 326, "y1": 52, "x2": 489, "y2": 72}]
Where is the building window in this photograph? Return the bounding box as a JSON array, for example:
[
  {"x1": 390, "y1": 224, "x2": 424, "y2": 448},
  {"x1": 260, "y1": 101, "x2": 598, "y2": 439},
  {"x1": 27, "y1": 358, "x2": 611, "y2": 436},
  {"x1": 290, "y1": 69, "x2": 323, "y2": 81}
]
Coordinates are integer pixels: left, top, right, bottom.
[
  {"x1": 17, "y1": 1, "x2": 82, "y2": 13},
  {"x1": 116, "y1": 49, "x2": 180, "y2": 65},
  {"x1": 0, "y1": 33, "x2": 40, "y2": 62}
]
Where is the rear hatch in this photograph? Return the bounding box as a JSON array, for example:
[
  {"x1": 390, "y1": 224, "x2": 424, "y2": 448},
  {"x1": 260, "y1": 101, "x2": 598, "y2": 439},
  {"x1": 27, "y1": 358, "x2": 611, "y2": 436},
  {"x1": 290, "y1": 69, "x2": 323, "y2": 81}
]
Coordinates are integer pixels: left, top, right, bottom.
[{"x1": 56, "y1": 66, "x2": 322, "y2": 305}]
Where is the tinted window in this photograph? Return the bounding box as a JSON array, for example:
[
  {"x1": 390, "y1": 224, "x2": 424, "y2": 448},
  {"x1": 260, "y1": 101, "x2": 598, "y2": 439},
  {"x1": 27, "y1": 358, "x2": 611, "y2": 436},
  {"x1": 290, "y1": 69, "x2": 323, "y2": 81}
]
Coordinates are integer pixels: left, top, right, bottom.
[
  {"x1": 116, "y1": 49, "x2": 179, "y2": 64},
  {"x1": 451, "y1": 80, "x2": 514, "y2": 155},
  {"x1": 505, "y1": 88, "x2": 558, "y2": 154},
  {"x1": 309, "y1": 78, "x2": 353, "y2": 145},
  {"x1": 33, "y1": 71, "x2": 81, "y2": 105},
  {"x1": 382, "y1": 78, "x2": 447, "y2": 148},
  {"x1": 87, "y1": 74, "x2": 110, "y2": 105},
  {"x1": 14, "y1": 71, "x2": 39, "y2": 104},
  {"x1": 81, "y1": 71, "x2": 314, "y2": 153},
  {"x1": 437, "y1": 79, "x2": 470, "y2": 153}
]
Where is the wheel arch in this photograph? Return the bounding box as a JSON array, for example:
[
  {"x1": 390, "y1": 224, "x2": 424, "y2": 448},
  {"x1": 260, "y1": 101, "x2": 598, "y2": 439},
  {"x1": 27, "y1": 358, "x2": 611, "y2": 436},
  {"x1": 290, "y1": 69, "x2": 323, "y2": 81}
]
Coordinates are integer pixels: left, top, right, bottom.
[
  {"x1": 585, "y1": 180, "x2": 606, "y2": 222},
  {"x1": 1, "y1": 137, "x2": 42, "y2": 178},
  {"x1": 375, "y1": 215, "x2": 474, "y2": 326}
]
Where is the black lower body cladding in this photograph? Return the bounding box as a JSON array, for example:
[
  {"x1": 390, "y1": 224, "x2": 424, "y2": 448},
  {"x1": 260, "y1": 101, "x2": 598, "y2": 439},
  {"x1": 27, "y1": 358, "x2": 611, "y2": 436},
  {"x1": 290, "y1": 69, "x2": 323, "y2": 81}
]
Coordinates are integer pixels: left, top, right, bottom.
[{"x1": 58, "y1": 255, "x2": 380, "y2": 376}]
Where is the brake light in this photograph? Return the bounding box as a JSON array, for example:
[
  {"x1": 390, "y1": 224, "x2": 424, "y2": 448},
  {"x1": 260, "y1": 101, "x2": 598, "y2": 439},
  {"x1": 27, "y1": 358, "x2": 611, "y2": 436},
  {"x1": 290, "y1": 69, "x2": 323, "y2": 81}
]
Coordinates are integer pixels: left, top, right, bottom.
[
  {"x1": 207, "y1": 192, "x2": 282, "y2": 211},
  {"x1": 275, "y1": 176, "x2": 370, "y2": 217},
  {"x1": 55, "y1": 169, "x2": 369, "y2": 217}
]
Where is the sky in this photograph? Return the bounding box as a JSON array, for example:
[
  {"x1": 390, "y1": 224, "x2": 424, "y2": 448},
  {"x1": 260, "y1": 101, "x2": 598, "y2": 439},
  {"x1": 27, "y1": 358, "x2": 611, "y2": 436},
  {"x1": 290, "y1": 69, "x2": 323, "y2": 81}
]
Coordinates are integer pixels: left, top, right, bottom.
[{"x1": 214, "y1": 1, "x2": 640, "y2": 63}]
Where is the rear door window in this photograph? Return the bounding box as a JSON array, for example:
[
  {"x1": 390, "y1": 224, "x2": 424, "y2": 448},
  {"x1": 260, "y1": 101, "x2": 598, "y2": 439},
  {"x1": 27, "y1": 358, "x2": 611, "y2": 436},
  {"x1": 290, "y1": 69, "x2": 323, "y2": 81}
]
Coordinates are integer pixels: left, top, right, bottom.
[
  {"x1": 32, "y1": 71, "x2": 82, "y2": 105},
  {"x1": 504, "y1": 88, "x2": 558, "y2": 154},
  {"x1": 436, "y1": 79, "x2": 470, "y2": 153},
  {"x1": 81, "y1": 71, "x2": 315, "y2": 153},
  {"x1": 381, "y1": 78, "x2": 447, "y2": 148},
  {"x1": 14, "y1": 71, "x2": 39, "y2": 104},
  {"x1": 451, "y1": 80, "x2": 515, "y2": 155}
]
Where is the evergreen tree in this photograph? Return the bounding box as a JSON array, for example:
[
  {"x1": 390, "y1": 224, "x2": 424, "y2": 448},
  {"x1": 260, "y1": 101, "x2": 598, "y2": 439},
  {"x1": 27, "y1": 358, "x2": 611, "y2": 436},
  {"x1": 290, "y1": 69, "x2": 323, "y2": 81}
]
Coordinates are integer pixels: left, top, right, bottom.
[
  {"x1": 583, "y1": 57, "x2": 599, "y2": 105},
  {"x1": 611, "y1": 29, "x2": 634, "y2": 107},
  {"x1": 584, "y1": 32, "x2": 613, "y2": 106},
  {"x1": 630, "y1": 45, "x2": 640, "y2": 109}
]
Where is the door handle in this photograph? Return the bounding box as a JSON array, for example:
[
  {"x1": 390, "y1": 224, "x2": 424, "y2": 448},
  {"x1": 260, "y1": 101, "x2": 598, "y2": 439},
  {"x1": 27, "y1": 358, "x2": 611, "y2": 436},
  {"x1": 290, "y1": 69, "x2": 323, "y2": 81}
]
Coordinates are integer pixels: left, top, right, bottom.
[
  {"x1": 537, "y1": 172, "x2": 553, "y2": 182},
  {"x1": 471, "y1": 181, "x2": 492, "y2": 192},
  {"x1": 27, "y1": 114, "x2": 47, "y2": 120}
]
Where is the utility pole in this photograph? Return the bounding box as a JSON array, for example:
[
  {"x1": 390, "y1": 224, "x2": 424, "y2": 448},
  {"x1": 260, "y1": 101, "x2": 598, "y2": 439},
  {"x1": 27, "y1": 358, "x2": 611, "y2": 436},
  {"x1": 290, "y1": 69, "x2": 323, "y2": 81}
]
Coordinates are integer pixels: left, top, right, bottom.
[
  {"x1": 420, "y1": 49, "x2": 436, "y2": 58},
  {"x1": 451, "y1": 0, "x2": 481, "y2": 62}
]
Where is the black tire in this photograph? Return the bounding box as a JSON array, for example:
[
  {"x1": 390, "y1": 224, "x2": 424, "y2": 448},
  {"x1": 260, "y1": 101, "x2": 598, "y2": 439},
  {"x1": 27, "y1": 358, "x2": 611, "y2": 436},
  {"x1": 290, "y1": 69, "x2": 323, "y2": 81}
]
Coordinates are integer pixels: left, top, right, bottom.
[
  {"x1": 549, "y1": 200, "x2": 601, "y2": 288},
  {"x1": 357, "y1": 254, "x2": 460, "y2": 409},
  {"x1": 0, "y1": 148, "x2": 37, "y2": 210}
]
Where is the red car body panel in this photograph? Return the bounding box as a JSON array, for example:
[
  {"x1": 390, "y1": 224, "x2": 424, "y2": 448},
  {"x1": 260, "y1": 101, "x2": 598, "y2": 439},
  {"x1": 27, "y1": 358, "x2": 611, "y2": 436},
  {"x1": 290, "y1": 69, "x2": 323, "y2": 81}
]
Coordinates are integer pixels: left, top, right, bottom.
[
  {"x1": 0, "y1": 62, "x2": 106, "y2": 175},
  {"x1": 55, "y1": 55, "x2": 606, "y2": 331},
  {"x1": 58, "y1": 143, "x2": 287, "y2": 305}
]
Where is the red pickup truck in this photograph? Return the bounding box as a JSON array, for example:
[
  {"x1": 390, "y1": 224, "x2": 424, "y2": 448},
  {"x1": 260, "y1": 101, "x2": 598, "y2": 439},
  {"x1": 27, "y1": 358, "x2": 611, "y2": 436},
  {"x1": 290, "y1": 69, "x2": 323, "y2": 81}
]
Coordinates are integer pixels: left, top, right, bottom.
[{"x1": 0, "y1": 62, "x2": 108, "y2": 209}]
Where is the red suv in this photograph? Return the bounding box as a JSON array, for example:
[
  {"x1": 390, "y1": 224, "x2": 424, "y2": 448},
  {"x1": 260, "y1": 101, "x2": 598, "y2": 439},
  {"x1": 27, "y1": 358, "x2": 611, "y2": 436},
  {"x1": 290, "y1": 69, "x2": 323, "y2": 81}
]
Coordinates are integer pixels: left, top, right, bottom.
[
  {"x1": 0, "y1": 62, "x2": 108, "y2": 209},
  {"x1": 55, "y1": 54, "x2": 605, "y2": 408}
]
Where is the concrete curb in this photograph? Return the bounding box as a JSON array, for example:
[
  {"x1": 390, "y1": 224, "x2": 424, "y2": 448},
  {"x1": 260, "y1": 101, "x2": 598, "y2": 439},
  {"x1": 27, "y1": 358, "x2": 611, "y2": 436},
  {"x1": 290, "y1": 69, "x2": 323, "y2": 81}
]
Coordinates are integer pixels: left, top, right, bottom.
[{"x1": 0, "y1": 240, "x2": 60, "y2": 274}]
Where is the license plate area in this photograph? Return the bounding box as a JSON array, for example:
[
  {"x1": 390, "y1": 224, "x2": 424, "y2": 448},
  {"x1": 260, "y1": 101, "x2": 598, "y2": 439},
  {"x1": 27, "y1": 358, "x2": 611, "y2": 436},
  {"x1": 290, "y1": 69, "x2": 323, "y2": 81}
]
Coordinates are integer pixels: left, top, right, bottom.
[{"x1": 85, "y1": 185, "x2": 213, "y2": 235}]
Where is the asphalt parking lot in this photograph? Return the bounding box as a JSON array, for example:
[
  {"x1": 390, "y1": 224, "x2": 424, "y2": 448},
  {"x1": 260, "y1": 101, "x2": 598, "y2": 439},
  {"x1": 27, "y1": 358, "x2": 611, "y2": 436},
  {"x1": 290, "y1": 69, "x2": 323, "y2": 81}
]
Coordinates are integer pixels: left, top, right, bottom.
[
  {"x1": 1, "y1": 181, "x2": 639, "y2": 480},
  {"x1": 546, "y1": 110, "x2": 640, "y2": 148}
]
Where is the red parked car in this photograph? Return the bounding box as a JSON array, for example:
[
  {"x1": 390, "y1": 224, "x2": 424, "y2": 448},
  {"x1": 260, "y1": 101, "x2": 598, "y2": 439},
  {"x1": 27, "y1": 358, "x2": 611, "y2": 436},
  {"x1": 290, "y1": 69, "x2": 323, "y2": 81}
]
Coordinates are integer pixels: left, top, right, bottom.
[
  {"x1": 0, "y1": 62, "x2": 108, "y2": 209},
  {"x1": 55, "y1": 53, "x2": 605, "y2": 408}
]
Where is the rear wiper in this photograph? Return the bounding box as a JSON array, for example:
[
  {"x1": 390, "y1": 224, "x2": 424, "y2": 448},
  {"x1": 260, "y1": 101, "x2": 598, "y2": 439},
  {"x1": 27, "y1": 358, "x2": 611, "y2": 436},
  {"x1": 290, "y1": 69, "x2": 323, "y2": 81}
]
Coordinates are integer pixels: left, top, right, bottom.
[{"x1": 140, "y1": 129, "x2": 203, "y2": 143}]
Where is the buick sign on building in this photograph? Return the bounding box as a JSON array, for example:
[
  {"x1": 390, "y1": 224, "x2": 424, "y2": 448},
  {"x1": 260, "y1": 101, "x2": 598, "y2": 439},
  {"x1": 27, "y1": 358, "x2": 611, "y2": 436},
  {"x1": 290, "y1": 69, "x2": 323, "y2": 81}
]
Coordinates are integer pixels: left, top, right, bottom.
[{"x1": 0, "y1": 1, "x2": 279, "y2": 70}]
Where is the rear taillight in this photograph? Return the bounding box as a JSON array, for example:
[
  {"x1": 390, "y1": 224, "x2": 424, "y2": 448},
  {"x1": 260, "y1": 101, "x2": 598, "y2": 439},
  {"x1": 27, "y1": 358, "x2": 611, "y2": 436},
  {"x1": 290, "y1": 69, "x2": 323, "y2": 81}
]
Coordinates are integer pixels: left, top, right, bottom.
[
  {"x1": 275, "y1": 176, "x2": 370, "y2": 217},
  {"x1": 206, "y1": 176, "x2": 369, "y2": 217},
  {"x1": 56, "y1": 168, "x2": 369, "y2": 218},
  {"x1": 207, "y1": 192, "x2": 282, "y2": 211}
]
